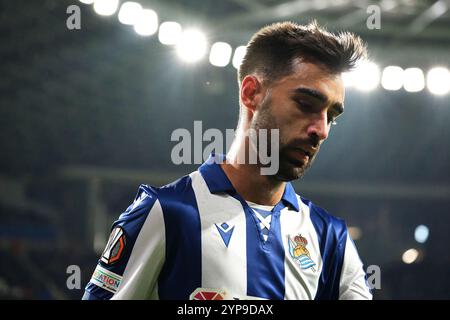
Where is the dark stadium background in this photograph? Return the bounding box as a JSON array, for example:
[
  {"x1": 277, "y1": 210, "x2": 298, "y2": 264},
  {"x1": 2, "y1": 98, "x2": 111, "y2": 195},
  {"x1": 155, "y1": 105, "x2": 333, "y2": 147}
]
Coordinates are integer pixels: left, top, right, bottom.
[{"x1": 1, "y1": 0, "x2": 449, "y2": 299}]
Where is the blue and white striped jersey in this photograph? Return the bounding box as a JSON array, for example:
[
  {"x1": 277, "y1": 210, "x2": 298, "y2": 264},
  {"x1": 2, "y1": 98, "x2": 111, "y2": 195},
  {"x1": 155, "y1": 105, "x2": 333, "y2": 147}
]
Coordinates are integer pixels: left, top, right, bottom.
[{"x1": 83, "y1": 154, "x2": 372, "y2": 300}]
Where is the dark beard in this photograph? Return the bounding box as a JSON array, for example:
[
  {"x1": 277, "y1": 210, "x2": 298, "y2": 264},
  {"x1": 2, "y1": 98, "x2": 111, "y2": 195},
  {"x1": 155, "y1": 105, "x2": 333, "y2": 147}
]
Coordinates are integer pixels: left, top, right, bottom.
[
  {"x1": 274, "y1": 146, "x2": 316, "y2": 181},
  {"x1": 250, "y1": 92, "x2": 319, "y2": 182}
]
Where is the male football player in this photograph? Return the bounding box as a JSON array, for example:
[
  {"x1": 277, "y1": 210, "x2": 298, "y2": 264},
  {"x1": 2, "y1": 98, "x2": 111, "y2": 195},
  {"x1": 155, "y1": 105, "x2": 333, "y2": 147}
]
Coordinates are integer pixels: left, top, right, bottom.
[{"x1": 83, "y1": 21, "x2": 372, "y2": 300}]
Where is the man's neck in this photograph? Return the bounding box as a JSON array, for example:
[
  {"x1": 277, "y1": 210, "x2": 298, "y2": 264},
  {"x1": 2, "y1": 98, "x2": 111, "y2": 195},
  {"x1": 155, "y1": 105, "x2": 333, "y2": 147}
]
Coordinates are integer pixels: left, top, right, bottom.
[{"x1": 220, "y1": 160, "x2": 285, "y2": 206}]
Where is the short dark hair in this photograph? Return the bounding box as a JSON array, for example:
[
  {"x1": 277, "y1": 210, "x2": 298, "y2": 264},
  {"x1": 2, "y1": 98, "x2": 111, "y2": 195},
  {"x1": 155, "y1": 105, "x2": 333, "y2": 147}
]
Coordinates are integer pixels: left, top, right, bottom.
[{"x1": 238, "y1": 21, "x2": 367, "y2": 85}]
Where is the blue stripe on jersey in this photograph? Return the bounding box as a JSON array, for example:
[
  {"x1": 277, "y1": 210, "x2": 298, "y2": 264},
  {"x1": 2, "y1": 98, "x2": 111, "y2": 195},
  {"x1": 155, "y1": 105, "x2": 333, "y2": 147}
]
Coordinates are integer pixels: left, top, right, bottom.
[
  {"x1": 81, "y1": 290, "x2": 101, "y2": 300},
  {"x1": 84, "y1": 281, "x2": 114, "y2": 300},
  {"x1": 83, "y1": 185, "x2": 158, "y2": 300},
  {"x1": 245, "y1": 203, "x2": 286, "y2": 299},
  {"x1": 304, "y1": 197, "x2": 347, "y2": 300},
  {"x1": 157, "y1": 175, "x2": 202, "y2": 300}
]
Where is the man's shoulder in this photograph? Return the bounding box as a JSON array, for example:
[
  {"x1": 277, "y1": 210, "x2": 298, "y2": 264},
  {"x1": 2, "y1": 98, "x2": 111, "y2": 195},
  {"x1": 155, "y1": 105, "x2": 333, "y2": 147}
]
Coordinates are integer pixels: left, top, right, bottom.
[
  {"x1": 141, "y1": 173, "x2": 200, "y2": 210},
  {"x1": 116, "y1": 174, "x2": 197, "y2": 225},
  {"x1": 136, "y1": 174, "x2": 194, "y2": 200}
]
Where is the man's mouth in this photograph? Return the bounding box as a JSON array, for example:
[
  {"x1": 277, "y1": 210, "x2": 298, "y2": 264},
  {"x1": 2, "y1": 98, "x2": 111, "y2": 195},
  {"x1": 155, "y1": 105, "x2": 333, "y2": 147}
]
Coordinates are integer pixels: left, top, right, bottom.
[
  {"x1": 298, "y1": 147, "x2": 313, "y2": 158},
  {"x1": 287, "y1": 148, "x2": 311, "y2": 165}
]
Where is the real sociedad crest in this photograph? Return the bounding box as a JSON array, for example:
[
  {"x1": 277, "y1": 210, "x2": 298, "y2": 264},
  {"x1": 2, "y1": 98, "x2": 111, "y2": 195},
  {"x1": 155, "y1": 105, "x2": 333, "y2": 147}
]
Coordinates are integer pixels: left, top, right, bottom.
[{"x1": 288, "y1": 234, "x2": 316, "y2": 272}]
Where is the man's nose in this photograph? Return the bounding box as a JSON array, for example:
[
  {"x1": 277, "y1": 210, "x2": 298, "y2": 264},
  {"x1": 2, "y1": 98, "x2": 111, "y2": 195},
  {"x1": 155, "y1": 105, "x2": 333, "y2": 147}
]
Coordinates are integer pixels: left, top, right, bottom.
[{"x1": 306, "y1": 112, "x2": 329, "y2": 141}]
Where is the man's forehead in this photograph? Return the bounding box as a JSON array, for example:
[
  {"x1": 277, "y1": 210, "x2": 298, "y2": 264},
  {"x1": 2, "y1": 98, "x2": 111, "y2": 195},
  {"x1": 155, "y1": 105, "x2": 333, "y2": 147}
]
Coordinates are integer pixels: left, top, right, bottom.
[
  {"x1": 273, "y1": 61, "x2": 345, "y2": 102},
  {"x1": 287, "y1": 60, "x2": 341, "y2": 82}
]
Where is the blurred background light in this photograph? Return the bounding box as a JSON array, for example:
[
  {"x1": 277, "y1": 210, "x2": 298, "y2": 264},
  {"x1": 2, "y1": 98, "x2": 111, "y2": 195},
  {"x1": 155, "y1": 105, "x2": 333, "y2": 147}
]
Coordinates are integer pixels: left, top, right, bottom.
[
  {"x1": 402, "y1": 248, "x2": 419, "y2": 264},
  {"x1": 354, "y1": 61, "x2": 381, "y2": 91},
  {"x1": 403, "y1": 68, "x2": 425, "y2": 92},
  {"x1": 118, "y1": 2, "x2": 143, "y2": 25},
  {"x1": 342, "y1": 71, "x2": 355, "y2": 88},
  {"x1": 176, "y1": 29, "x2": 208, "y2": 63},
  {"x1": 427, "y1": 67, "x2": 450, "y2": 95},
  {"x1": 93, "y1": 0, "x2": 119, "y2": 16},
  {"x1": 381, "y1": 66, "x2": 404, "y2": 91},
  {"x1": 79, "y1": 0, "x2": 95, "y2": 4},
  {"x1": 158, "y1": 21, "x2": 182, "y2": 45},
  {"x1": 209, "y1": 42, "x2": 232, "y2": 67},
  {"x1": 348, "y1": 226, "x2": 362, "y2": 241},
  {"x1": 342, "y1": 61, "x2": 380, "y2": 91},
  {"x1": 414, "y1": 225, "x2": 430, "y2": 243},
  {"x1": 232, "y1": 46, "x2": 247, "y2": 69},
  {"x1": 134, "y1": 9, "x2": 158, "y2": 36}
]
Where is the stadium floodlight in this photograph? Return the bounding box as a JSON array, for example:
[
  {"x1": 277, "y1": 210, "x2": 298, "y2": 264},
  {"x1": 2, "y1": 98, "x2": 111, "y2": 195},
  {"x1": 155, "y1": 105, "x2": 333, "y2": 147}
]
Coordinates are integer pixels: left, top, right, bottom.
[
  {"x1": 352, "y1": 61, "x2": 380, "y2": 91},
  {"x1": 403, "y1": 68, "x2": 425, "y2": 92},
  {"x1": 402, "y1": 248, "x2": 419, "y2": 264},
  {"x1": 93, "y1": 0, "x2": 119, "y2": 16},
  {"x1": 134, "y1": 9, "x2": 158, "y2": 36},
  {"x1": 342, "y1": 61, "x2": 380, "y2": 91},
  {"x1": 176, "y1": 29, "x2": 208, "y2": 63},
  {"x1": 342, "y1": 71, "x2": 355, "y2": 88},
  {"x1": 381, "y1": 66, "x2": 404, "y2": 91},
  {"x1": 209, "y1": 42, "x2": 232, "y2": 67},
  {"x1": 118, "y1": 2, "x2": 143, "y2": 25},
  {"x1": 427, "y1": 67, "x2": 450, "y2": 95},
  {"x1": 79, "y1": 0, "x2": 95, "y2": 4},
  {"x1": 158, "y1": 22, "x2": 182, "y2": 45},
  {"x1": 414, "y1": 225, "x2": 429, "y2": 244},
  {"x1": 232, "y1": 46, "x2": 247, "y2": 69}
]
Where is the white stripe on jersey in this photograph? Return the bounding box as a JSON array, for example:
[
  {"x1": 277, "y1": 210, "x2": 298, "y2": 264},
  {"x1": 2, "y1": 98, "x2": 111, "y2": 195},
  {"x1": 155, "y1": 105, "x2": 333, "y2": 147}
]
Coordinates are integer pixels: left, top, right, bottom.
[
  {"x1": 339, "y1": 233, "x2": 373, "y2": 300},
  {"x1": 112, "y1": 199, "x2": 166, "y2": 299},
  {"x1": 280, "y1": 196, "x2": 323, "y2": 299},
  {"x1": 190, "y1": 171, "x2": 248, "y2": 297}
]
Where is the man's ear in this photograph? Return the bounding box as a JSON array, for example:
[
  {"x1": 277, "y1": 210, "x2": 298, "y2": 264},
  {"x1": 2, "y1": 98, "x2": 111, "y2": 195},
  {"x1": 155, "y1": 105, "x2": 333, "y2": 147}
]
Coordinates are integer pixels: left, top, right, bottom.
[{"x1": 240, "y1": 75, "x2": 263, "y2": 115}]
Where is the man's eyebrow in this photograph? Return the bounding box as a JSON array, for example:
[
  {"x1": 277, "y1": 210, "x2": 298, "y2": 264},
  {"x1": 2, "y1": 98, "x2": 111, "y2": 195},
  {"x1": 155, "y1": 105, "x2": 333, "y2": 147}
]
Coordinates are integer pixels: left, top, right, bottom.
[
  {"x1": 292, "y1": 87, "x2": 344, "y2": 115},
  {"x1": 292, "y1": 87, "x2": 327, "y2": 103}
]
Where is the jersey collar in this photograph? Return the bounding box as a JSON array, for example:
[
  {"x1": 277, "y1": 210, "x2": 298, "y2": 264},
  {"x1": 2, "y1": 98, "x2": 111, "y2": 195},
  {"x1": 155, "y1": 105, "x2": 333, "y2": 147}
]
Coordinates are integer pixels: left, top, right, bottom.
[{"x1": 198, "y1": 153, "x2": 300, "y2": 212}]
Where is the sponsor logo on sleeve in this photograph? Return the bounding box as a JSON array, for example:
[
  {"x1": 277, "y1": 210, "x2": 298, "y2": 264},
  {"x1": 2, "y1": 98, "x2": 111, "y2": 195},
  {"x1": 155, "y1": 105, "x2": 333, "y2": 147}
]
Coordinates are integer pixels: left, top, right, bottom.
[{"x1": 90, "y1": 264, "x2": 123, "y2": 294}]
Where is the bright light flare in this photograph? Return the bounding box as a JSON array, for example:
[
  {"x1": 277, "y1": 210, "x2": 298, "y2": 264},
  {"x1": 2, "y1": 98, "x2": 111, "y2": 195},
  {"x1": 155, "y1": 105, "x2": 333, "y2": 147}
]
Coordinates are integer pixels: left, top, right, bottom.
[
  {"x1": 381, "y1": 66, "x2": 403, "y2": 91},
  {"x1": 403, "y1": 68, "x2": 425, "y2": 92},
  {"x1": 414, "y1": 225, "x2": 429, "y2": 244},
  {"x1": 209, "y1": 42, "x2": 232, "y2": 67},
  {"x1": 93, "y1": 0, "x2": 119, "y2": 16},
  {"x1": 176, "y1": 29, "x2": 208, "y2": 63},
  {"x1": 118, "y1": 2, "x2": 143, "y2": 25},
  {"x1": 427, "y1": 67, "x2": 450, "y2": 95},
  {"x1": 134, "y1": 9, "x2": 158, "y2": 36},
  {"x1": 343, "y1": 61, "x2": 380, "y2": 91},
  {"x1": 232, "y1": 46, "x2": 247, "y2": 69},
  {"x1": 402, "y1": 248, "x2": 419, "y2": 264},
  {"x1": 158, "y1": 21, "x2": 182, "y2": 45}
]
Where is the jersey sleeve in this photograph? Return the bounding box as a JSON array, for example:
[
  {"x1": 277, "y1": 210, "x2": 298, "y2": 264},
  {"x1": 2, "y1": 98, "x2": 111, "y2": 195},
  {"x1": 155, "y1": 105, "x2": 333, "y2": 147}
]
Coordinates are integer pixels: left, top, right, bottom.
[
  {"x1": 82, "y1": 184, "x2": 165, "y2": 300},
  {"x1": 338, "y1": 233, "x2": 372, "y2": 300}
]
